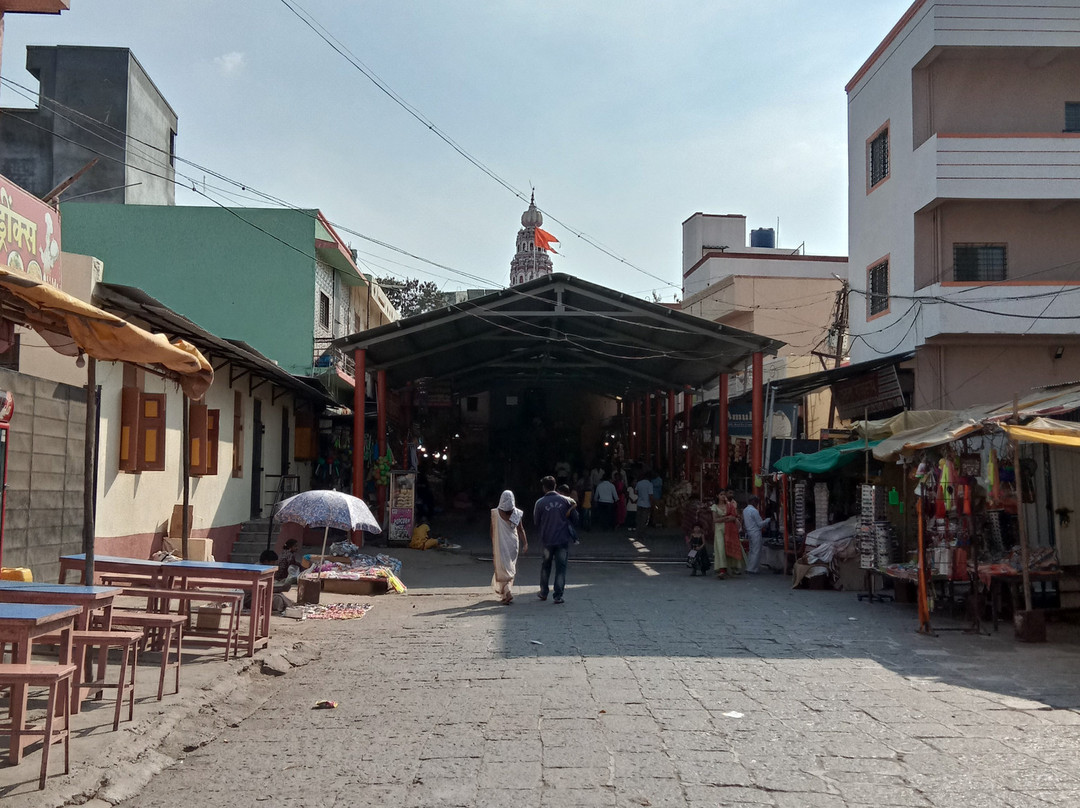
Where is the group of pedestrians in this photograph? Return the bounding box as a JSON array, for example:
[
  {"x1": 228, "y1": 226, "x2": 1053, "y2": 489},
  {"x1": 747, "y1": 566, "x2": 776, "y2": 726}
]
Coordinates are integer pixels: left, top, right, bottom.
[
  {"x1": 490, "y1": 476, "x2": 576, "y2": 605},
  {"x1": 590, "y1": 467, "x2": 659, "y2": 532}
]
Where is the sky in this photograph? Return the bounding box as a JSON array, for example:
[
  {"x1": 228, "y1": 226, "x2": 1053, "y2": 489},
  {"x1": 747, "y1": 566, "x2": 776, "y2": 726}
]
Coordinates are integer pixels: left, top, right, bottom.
[{"x1": 0, "y1": 0, "x2": 914, "y2": 301}]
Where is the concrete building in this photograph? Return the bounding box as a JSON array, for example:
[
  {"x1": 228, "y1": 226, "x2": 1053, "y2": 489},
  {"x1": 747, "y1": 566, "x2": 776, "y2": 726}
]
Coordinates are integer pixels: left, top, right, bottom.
[
  {"x1": 847, "y1": 0, "x2": 1080, "y2": 409},
  {"x1": 0, "y1": 45, "x2": 176, "y2": 206},
  {"x1": 58, "y1": 204, "x2": 399, "y2": 402},
  {"x1": 681, "y1": 213, "x2": 848, "y2": 438}
]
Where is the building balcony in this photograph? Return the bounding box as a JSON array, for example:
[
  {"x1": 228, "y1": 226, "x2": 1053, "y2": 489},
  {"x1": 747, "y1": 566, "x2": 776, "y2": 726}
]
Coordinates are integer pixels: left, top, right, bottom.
[
  {"x1": 913, "y1": 134, "x2": 1080, "y2": 209},
  {"x1": 916, "y1": 280, "x2": 1080, "y2": 342},
  {"x1": 313, "y1": 344, "x2": 355, "y2": 388}
]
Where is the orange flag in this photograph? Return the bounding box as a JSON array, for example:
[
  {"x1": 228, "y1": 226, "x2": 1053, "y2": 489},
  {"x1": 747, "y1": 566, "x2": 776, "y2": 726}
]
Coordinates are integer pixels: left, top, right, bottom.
[{"x1": 534, "y1": 227, "x2": 559, "y2": 253}]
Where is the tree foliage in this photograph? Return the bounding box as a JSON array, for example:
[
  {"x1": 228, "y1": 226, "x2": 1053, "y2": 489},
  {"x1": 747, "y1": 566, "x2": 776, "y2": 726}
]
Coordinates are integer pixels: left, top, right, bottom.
[{"x1": 377, "y1": 276, "x2": 444, "y2": 318}]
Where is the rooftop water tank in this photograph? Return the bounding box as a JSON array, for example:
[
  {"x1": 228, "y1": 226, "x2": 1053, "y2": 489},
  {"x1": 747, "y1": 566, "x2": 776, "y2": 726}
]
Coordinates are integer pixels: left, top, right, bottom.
[{"x1": 750, "y1": 228, "x2": 775, "y2": 249}]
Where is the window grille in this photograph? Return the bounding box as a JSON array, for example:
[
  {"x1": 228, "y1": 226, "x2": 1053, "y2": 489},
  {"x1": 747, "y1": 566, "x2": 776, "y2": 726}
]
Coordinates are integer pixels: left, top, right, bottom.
[
  {"x1": 868, "y1": 260, "x2": 889, "y2": 316},
  {"x1": 954, "y1": 245, "x2": 1006, "y2": 282},
  {"x1": 869, "y1": 128, "x2": 889, "y2": 188}
]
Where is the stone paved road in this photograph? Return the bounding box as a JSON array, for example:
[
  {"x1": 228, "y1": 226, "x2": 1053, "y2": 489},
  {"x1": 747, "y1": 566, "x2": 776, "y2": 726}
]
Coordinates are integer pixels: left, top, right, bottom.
[{"x1": 114, "y1": 549, "x2": 1080, "y2": 808}]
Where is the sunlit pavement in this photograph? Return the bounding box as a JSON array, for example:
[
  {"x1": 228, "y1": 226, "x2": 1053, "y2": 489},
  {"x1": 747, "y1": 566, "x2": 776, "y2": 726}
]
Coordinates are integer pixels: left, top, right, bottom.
[{"x1": 107, "y1": 540, "x2": 1080, "y2": 808}]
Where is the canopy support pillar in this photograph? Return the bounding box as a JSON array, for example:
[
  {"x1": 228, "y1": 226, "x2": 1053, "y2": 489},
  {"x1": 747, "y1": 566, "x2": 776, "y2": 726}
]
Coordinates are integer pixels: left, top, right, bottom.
[
  {"x1": 377, "y1": 369, "x2": 387, "y2": 524},
  {"x1": 683, "y1": 387, "x2": 692, "y2": 483},
  {"x1": 752, "y1": 352, "x2": 763, "y2": 496},
  {"x1": 352, "y1": 349, "x2": 365, "y2": 499},
  {"x1": 667, "y1": 390, "x2": 676, "y2": 479},
  {"x1": 82, "y1": 358, "x2": 97, "y2": 586},
  {"x1": 654, "y1": 391, "x2": 663, "y2": 474},
  {"x1": 718, "y1": 374, "x2": 729, "y2": 490},
  {"x1": 644, "y1": 395, "x2": 652, "y2": 469}
]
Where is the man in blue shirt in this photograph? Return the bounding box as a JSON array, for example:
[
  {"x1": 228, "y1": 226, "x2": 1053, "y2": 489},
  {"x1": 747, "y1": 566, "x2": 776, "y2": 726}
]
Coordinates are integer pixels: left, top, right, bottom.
[{"x1": 534, "y1": 475, "x2": 575, "y2": 604}]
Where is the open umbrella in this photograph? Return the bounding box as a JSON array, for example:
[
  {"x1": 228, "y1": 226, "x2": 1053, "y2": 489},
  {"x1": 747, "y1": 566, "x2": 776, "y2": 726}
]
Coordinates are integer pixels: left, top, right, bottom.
[{"x1": 273, "y1": 490, "x2": 382, "y2": 565}]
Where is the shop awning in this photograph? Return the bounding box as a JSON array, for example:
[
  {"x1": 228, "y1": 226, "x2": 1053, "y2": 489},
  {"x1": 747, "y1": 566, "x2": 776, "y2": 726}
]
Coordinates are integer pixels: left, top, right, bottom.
[
  {"x1": 999, "y1": 417, "x2": 1080, "y2": 448},
  {"x1": 774, "y1": 439, "x2": 882, "y2": 475},
  {"x1": 871, "y1": 382, "x2": 1080, "y2": 460},
  {"x1": 0, "y1": 267, "x2": 213, "y2": 399}
]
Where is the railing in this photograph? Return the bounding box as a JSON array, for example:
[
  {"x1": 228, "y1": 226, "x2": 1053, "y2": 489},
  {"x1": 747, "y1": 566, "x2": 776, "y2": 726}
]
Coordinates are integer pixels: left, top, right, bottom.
[{"x1": 312, "y1": 345, "x2": 355, "y2": 377}]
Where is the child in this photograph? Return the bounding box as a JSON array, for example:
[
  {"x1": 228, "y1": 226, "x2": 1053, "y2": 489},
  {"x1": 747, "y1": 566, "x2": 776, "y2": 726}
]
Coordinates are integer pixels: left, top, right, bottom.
[{"x1": 687, "y1": 524, "x2": 710, "y2": 575}]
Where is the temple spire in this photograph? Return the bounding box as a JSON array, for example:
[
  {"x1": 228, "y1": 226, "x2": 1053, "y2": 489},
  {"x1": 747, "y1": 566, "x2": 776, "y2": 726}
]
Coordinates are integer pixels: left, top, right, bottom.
[{"x1": 509, "y1": 191, "x2": 554, "y2": 286}]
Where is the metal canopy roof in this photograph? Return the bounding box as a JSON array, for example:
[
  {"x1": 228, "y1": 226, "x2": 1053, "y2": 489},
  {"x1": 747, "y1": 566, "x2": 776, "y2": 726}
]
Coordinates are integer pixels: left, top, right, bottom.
[
  {"x1": 94, "y1": 283, "x2": 335, "y2": 406},
  {"x1": 332, "y1": 273, "x2": 784, "y2": 396},
  {"x1": 762, "y1": 351, "x2": 915, "y2": 401}
]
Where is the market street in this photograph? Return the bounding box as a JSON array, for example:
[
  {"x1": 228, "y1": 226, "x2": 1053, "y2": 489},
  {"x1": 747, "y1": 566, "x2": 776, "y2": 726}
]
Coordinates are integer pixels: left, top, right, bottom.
[{"x1": 20, "y1": 537, "x2": 1059, "y2": 808}]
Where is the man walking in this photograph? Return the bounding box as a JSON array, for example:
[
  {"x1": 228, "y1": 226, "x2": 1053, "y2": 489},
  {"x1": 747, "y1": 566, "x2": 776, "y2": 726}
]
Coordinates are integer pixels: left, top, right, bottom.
[
  {"x1": 634, "y1": 473, "x2": 654, "y2": 532},
  {"x1": 534, "y1": 475, "x2": 575, "y2": 604}
]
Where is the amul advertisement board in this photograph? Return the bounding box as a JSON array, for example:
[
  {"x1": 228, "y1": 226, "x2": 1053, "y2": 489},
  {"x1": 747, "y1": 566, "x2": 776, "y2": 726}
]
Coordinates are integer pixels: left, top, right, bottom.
[
  {"x1": 388, "y1": 471, "x2": 416, "y2": 545},
  {"x1": 0, "y1": 175, "x2": 61, "y2": 288}
]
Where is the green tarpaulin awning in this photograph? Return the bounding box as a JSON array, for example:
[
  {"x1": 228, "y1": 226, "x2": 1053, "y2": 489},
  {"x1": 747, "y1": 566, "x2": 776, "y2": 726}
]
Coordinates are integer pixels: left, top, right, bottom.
[{"x1": 773, "y1": 439, "x2": 882, "y2": 475}]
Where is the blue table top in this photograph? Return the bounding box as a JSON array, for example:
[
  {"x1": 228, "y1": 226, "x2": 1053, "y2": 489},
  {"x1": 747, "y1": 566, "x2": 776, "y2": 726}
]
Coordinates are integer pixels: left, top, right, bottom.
[
  {"x1": 0, "y1": 582, "x2": 120, "y2": 595},
  {"x1": 169, "y1": 560, "x2": 275, "y2": 573},
  {"x1": 0, "y1": 603, "x2": 82, "y2": 623},
  {"x1": 60, "y1": 554, "x2": 162, "y2": 567}
]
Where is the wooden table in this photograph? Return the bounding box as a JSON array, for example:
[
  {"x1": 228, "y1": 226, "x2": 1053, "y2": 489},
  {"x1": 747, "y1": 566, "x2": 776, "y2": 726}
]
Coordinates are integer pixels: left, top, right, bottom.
[
  {"x1": 0, "y1": 603, "x2": 80, "y2": 763},
  {"x1": 163, "y1": 561, "x2": 275, "y2": 658},
  {"x1": 59, "y1": 555, "x2": 275, "y2": 658},
  {"x1": 985, "y1": 570, "x2": 1062, "y2": 630},
  {"x1": 0, "y1": 582, "x2": 121, "y2": 630}
]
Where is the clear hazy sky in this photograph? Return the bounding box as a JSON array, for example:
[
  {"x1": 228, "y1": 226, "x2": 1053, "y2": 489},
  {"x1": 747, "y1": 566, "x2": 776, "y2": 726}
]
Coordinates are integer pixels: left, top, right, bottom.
[{"x1": 1, "y1": 1, "x2": 913, "y2": 300}]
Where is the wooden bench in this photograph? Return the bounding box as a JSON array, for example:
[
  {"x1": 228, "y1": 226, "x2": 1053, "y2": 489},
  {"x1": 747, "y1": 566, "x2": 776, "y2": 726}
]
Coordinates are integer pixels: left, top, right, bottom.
[
  {"x1": 39, "y1": 630, "x2": 141, "y2": 729},
  {"x1": 0, "y1": 664, "x2": 76, "y2": 789},
  {"x1": 99, "y1": 612, "x2": 183, "y2": 700},
  {"x1": 119, "y1": 587, "x2": 243, "y2": 661}
]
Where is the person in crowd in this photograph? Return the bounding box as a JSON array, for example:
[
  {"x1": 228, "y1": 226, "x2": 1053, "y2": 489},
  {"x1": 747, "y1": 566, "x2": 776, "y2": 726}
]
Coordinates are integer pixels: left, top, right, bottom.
[
  {"x1": 580, "y1": 484, "x2": 593, "y2": 531},
  {"x1": 650, "y1": 469, "x2": 664, "y2": 506},
  {"x1": 743, "y1": 494, "x2": 768, "y2": 574},
  {"x1": 557, "y1": 484, "x2": 581, "y2": 544},
  {"x1": 593, "y1": 473, "x2": 618, "y2": 530},
  {"x1": 725, "y1": 490, "x2": 746, "y2": 575},
  {"x1": 635, "y1": 472, "x2": 654, "y2": 531},
  {"x1": 625, "y1": 478, "x2": 638, "y2": 533},
  {"x1": 491, "y1": 490, "x2": 528, "y2": 605},
  {"x1": 613, "y1": 471, "x2": 628, "y2": 529},
  {"x1": 687, "y1": 524, "x2": 710, "y2": 575},
  {"x1": 709, "y1": 492, "x2": 739, "y2": 578},
  {"x1": 534, "y1": 475, "x2": 575, "y2": 604},
  {"x1": 276, "y1": 538, "x2": 302, "y2": 581}
]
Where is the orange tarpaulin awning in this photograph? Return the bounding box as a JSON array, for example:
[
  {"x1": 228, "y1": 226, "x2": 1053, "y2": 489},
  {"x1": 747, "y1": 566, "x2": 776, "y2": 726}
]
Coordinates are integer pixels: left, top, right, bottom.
[{"x1": 0, "y1": 267, "x2": 213, "y2": 399}]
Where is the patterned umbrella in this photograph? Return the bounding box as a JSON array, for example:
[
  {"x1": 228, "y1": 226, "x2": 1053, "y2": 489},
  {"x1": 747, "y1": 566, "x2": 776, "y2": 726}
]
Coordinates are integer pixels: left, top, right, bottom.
[{"x1": 273, "y1": 490, "x2": 382, "y2": 562}]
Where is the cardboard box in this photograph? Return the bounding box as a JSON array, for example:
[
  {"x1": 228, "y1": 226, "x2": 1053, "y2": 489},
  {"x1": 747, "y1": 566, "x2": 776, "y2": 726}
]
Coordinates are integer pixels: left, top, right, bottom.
[
  {"x1": 321, "y1": 577, "x2": 388, "y2": 596},
  {"x1": 185, "y1": 538, "x2": 214, "y2": 563},
  {"x1": 833, "y1": 557, "x2": 866, "y2": 592},
  {"x1": 195, "y1": 606, "x2": 223, "y2": 631},
  {"x1": 168, "y1": 504, "x2": 194, "y2": 539}
]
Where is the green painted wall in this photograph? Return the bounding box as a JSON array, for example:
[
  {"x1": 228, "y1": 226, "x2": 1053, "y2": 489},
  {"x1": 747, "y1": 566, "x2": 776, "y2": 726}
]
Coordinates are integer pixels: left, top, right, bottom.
[{"x1": 60, "y1": 204, "x2": 319, "y2": 374}]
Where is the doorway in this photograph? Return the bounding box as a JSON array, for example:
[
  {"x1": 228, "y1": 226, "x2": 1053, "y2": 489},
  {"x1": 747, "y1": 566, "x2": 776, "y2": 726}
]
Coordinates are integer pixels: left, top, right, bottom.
[{"x1": 251, "y1": 399, "x2": 264, "y2": 518}]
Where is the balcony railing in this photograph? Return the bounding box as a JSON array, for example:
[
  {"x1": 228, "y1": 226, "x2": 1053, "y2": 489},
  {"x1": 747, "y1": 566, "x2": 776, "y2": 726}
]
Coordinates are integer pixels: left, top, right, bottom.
[{"x1": 313, "y1": 345, "x2": 355, "y2": 378}]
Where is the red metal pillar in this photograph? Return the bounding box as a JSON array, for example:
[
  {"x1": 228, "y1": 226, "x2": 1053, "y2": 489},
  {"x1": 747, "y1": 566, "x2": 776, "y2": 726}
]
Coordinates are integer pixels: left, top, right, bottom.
[
  {"x1": 718, "y1": 374, "x2": 729, "y2": 489},
  {"x1": 667, "y1": 390, "x2": 676, "y2": 478},
  {"x1": 751, "y1": 352, "x2": 764, "y2": 496},
  {"x1": 654, "y1": 391, "x2": 663, "y2": 472},
  {"x1": 683, "y1": 387, "x2": 692, "y2": 482},
  {"x1": 377, "y1": 369, "x2": 388, "y2": 521},
  {"x1": 629, "y1": 399, "x2": 637, "y2": 458},
  {"x1": 352, "y1": 349, "x2": 366, "y2": 499},
  {"x1": 643, "y1": 395, "x2": 651, "y2": 468}
]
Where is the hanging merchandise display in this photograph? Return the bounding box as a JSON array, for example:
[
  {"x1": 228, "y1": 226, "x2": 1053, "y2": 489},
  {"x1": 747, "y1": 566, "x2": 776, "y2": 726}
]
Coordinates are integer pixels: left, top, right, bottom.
[
  {"x1": 793, "y1": 481, "x2": 807, "y2": 540},
  {"x1": 814, "y1": 482, "x2": 829, "y2": 532}
]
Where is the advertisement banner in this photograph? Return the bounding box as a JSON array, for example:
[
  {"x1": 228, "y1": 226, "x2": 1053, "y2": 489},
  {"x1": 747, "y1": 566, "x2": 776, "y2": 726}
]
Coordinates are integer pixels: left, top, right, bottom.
[
  {"x1": 727, "y1": 402, "x2": 798, "y2": 439},
  {"x1": 388, "y1": 471, "x2": 416, "y2": 545},
  {"x1": 0, "y1": 175, "x2": 61, "y2": 288}
]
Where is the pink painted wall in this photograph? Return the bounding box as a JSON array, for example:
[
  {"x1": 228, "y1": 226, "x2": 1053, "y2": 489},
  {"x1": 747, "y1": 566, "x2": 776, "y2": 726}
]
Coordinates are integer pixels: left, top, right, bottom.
[
  {"x1": 914, "y1": 51, "x2": 1080, "y2": 144},
  {"x1": 93, "y1": 523, "x2": 242, "y2": 565},
  {"x1": 914, "y1": 200, "x2": 1080, "y2": 288},
  {"x1": 914, "y1": 339, "x2": 1080, "y2": 410}
]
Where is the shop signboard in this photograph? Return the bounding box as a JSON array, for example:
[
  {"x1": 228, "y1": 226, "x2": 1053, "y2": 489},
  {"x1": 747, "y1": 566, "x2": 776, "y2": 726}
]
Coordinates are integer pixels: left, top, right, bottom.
[
  {"x1": 831, "y1": 367, "x2": 905, "y2": 421},
  {"x1": 727, "y1": 402, "x2": 798, "y2": 439},
  {"x1": 0, "y1": 175, "x2": 61, "y2": 288},
  {"x1": 387, "y1": 470, "x2": 416, "y2": 545}
]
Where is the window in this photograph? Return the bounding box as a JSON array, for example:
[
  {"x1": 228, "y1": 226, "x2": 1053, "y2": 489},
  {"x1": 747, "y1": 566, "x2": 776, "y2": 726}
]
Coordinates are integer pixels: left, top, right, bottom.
[
  {"x1": 1066, "y1": 103, "x2": 1080, "y2": 133},
  {"x1": 318, "y1": 292, "x2": 330, "y2": 329},
  {"x1": 954, "y1": 245, "x2": 1006, "y2": 282},
  {"x1": 868, "y1": 125, "x2": 890, "y2": 190},
  {"x1": 868, "y1": 260, "x2": 889, "y2": 317},
  {"x1": 118, "y1": 385, "x2": 166, "y2": 472},
  {"x1": 189, "y1": 403, "x2": 221, "y2": 476}
]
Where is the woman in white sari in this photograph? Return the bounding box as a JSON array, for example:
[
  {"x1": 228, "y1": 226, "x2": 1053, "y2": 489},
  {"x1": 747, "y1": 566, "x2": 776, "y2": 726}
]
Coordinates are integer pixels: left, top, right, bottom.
[{"x1": 491, "y1": 490, "x2": 528, "y2": 604}]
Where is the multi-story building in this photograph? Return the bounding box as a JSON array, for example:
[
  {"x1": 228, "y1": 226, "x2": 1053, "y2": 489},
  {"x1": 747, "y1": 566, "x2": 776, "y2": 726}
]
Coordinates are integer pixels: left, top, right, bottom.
[
  {"x1": 58, "y1": 204, "x2": 399, "y2": 402},
  {"x1": 847, "y1": 0, "x2": 1080, "y2": 409},
  {"x1": 680, "y1": 212, "x2": 848, "y2": 438},
  {"x1": 0, "y1": 45, "x2": 176, "y2": 206}
]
